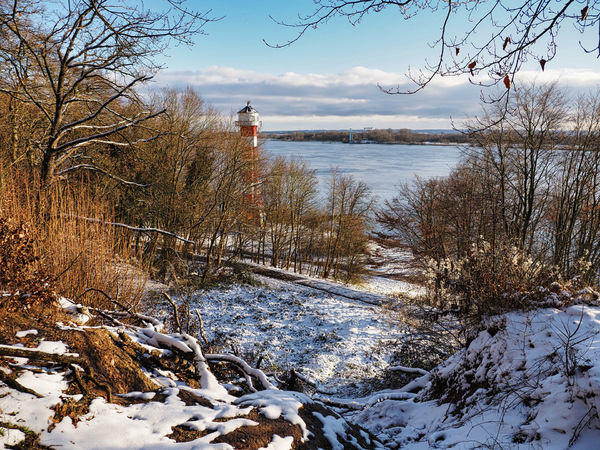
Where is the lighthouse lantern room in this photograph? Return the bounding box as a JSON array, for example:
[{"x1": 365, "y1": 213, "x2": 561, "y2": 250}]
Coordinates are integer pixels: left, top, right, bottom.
[
  {"x1": 236, "y1": 101, "x2": 261, "y2": 126},
  {"x1": 236, "y1": 100, "x2": 261, "y2": 151}
]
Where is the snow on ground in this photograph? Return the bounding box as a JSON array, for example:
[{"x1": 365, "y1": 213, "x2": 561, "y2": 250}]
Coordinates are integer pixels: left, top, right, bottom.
[
  {"x1": 364, "y1": 246, "x2": 424, "y2": 298},
  {"x1": 4, "y1": 264, "x2": 600, "y2": 448},
  {"x1": 1, "y1": 298, "x2": 373, "y2": 449},
  {"x1": 165, "y1": 275, "x2": 408, "y2": 397},
  {"x1": 353, "y1": 302, "x2": 600, "y2": 449},
  {"x1": 361, "y1": 275, "x2": 424, "y2": 298},
  {"x1": 160, "y1": 273, "x2": 600, "y2": 448}
]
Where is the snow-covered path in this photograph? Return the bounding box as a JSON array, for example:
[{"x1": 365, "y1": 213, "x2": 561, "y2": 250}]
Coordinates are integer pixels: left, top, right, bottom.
[{"x1": 251, "y1": 265, "x2": 387, "y2": 305}]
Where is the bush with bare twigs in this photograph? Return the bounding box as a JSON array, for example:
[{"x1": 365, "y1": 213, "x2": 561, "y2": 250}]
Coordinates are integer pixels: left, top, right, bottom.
[{"x1": 425, "y1": 240, "x2": 560, "y2": 318}]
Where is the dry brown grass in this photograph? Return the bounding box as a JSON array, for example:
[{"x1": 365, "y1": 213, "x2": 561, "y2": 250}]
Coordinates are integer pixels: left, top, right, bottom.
[{"x1": 0, "y1": 172, "x2": 148, "y2": 311}]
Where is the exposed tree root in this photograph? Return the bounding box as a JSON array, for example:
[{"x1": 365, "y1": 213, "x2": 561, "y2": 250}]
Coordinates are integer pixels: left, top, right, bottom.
[{"x1": 0, "y1": 370, "x2": 43, "y2": 398}]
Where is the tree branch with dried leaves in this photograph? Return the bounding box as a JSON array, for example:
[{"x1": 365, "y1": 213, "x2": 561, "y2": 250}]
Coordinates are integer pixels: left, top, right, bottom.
[{"x1": 271, "y1": 1, "x2": 595, "y2": 96}]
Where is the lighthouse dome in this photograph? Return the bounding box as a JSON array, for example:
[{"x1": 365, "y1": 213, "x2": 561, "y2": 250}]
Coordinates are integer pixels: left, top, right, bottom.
[{"x1": 236, "y1": 101, "x2": 260, "y2": 126}]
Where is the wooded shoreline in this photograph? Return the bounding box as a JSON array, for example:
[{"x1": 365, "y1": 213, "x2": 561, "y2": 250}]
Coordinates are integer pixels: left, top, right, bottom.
[{"x1": 263, "y1": 129, "x2": 471, "y2": 145}]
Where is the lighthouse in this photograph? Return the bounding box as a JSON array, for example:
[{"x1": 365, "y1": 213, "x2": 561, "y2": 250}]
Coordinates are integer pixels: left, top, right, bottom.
[{"x1": 236, "y1": 101, "x2": 264, "y2": 225}]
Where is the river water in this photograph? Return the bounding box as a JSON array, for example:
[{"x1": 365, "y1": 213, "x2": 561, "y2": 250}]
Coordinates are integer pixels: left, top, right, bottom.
[{"x1": 262, "y1": 140, "x2": 463, "y2": 205}]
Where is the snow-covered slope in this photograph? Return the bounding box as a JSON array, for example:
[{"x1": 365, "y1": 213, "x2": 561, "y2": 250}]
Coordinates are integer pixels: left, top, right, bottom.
[
  {"x1": 355, "y1": 303, "x2": 600, "y2": 448},
  {"x1": 4, "y1": 268, "x2": 600, "y2": 449},
  {"x1": 157, "y1": 276, "x2": 600, "y2": 448},
  {"x1": 0, "y1": 297, "x2": 380, "y2": 449},
  {"x1": 160, "y1": 277, "x2": 406, "y2": 397}
]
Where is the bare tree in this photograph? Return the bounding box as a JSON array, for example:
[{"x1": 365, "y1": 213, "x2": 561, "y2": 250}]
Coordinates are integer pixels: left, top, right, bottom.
[
  {"x1": 0, "y1": 0, "x2": 214, "y2": 186},
  {"x1": 262, "y1": 155, "x2": 318, "y2": 271},
  {"x1": 284, "y1": 157, "x2": 319, "y2": 271},
  {"x1": 323, "y1": 168, "x2": 375, "y2": 280},
  {"x1": 196, "y1": 129, "x2": 255, "y2": 281},
  {"x1": 467, "y1": 82, "x2": 567, "y2": 252},
  {"x1": 262, "y1": 156, "x2": 289, "y2": 268},
  {"x1": 376, "y1": 176, "x2": 448, "y2": 264},
  {"x1": 272, "y1": 1, "x2": 595, "y2": 95},
  {"x1": 378, "y1": 82, "x2": 600, "y2": 284},
  {"x1": 546, "y1": 91, "x2": 600, "y2": 280}
]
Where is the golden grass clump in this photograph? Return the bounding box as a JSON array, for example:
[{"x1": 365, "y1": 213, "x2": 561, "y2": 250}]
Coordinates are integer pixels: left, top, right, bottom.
[{"x1": 0, "y1": 173, "x2": 148, "y2": 311}]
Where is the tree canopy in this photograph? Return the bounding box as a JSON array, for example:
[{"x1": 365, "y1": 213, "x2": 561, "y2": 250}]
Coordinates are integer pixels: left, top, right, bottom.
[{"x1": 0, "y1": 0, "x2": 214, "y2": 185}]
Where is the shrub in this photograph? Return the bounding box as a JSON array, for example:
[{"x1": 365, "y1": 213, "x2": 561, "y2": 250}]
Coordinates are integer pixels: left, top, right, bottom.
[
  {"x1": 425, "y1": 240, "x2": 560, "y2": 318},
  {"x1": 0, "y1": 172, "x2": 148, "y2": 311}
]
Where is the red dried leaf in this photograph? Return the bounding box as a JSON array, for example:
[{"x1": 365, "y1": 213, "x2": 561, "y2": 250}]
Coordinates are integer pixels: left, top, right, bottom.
[
  {"x1": 503, "y1": 75, "x2": 511, "y2": 89},
  {"x1": 540, "y1": 59, "x2": 546, "y2": 71},
  {"x1": 455, "y1": 47, "x2": 460, "y2": 56},
  {"x1": 468, "y1": 61, "x2": 476, "y2": 76}
]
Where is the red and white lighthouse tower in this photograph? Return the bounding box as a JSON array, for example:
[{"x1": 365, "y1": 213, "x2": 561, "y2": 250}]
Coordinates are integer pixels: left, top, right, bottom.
[{"x1": 236, "y1": 101, "x2": 264, "y2": 225}]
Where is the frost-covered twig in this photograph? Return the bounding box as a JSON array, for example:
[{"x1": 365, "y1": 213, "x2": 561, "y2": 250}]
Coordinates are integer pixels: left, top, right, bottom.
[
  {"x1": 88, "y1": 307, "x2": 164, "y2": 331},
  {"x1": 316, "y1": 397, "x2": 365, "y2": 411},
  {"x1": 61, "y1": 214, "x2": 195, "y2": 244},
  {"x1": 182, "y1": 334, "x2": 229, "y2": 396},
  {"x1": 131, "y1": 313, "x2": 164, "y2": 331},
  {"x1": 364, "y1": 390, "x2": 418, "y2": 406},
  {"x1": 570, "y1": 405, "x2": 599, "y2": 447},
  {"x1": 137, "y1": 328, "x2": 193, "y2": 353},
  {"x1": 318, "y1": 389, "x2": 419, "y2": 412},
  {"x1": 163, "y1": 293, "x2": 182, "y2": 333},
  {"x1": 58, "y1": 165, "x2": 148, "y2": 187},
  {"x1": 397, "y1": 373, "x2": 432, "y2": 393},
  {"x1": 133, "y1": 328, "x2": 229, "y2": 398},
  {"x1": 291, "y1": 369, "x2": 318, "y2": 387},
  {"x1": 553, "y1": 306, "x2": 598, "y2": 385}
]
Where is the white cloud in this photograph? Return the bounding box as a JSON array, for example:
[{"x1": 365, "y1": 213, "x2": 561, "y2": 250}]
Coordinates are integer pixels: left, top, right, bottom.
[
  {"x1": 515, "y1": 68, "x2": 600, "y2": 88},
  {"x1": 273, "y1": 66, "x2": 404, "y2": 88},
  {"x1": 153, "y1": 65, "x2": 600, "y2": 130}
]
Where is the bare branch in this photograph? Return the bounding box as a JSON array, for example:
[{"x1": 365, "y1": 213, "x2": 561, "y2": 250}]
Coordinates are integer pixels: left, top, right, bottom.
[
  {"x1": 61, "y1": 214, "x2": 195, "y2": 245},
  {"x1": 57, "y1": 164, "x2": 148, "y2": 187},
  {"x1": 275, "y1": 1, "x2": 594, "y2": 95},
  {"x1": 163, "y1": 292, "x2": 182, "y2": 334},
  {"x1": 0, "y1": 0, "x2": 216, "y2": 185}
]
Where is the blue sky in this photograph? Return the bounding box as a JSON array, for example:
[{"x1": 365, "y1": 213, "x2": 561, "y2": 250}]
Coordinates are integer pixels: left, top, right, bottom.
[{"x1": 152, "y1": 1, "x2": 600, "y2": 131}]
